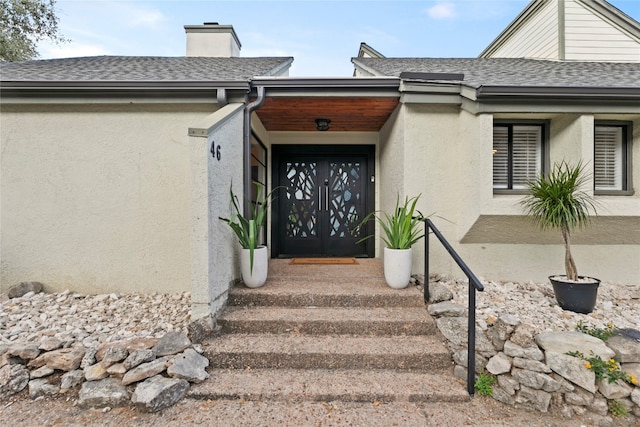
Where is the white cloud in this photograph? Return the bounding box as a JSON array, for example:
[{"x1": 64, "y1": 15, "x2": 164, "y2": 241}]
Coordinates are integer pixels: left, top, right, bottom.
[
  {"x1": 127, "y1": 9, "x2": 167, "y2": 29},
  {"x1": 426, "y1": 2, "x2": 457, "y2": 20},
  {"x1": 39, "y1": 41, "x2": 110, "y2": 59}
]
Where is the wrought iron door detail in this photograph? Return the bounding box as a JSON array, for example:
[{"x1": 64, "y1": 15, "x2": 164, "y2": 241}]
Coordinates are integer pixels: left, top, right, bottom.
[
  {"x1": 329, "y1": 162, "x2": 362, "y2": 238},
  {"x1": 285, "y1": 162, "x2": 318, "y2": 238}
]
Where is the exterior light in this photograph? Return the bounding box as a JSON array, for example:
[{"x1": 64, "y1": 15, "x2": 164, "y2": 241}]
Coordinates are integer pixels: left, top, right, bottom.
[{"x1": 315, "y1": 118, "x2": 331, "y2": 131}]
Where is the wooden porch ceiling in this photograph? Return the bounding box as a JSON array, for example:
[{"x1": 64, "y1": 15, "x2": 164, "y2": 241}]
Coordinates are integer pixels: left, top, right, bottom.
[{"x1": 254, "y1": 97, "x2": 400, "y2": 132}]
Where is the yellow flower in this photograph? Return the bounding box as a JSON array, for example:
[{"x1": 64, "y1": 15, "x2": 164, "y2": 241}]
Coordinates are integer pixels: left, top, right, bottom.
[
  {"x1": 630, "y1": 375, "x2": 638, "y2": 384},
  {"x1": 609, "y1": 358, "x2": 616, "y2": 364},
  {"x1": 584, "y1": 362, "x2": 592, "y2": 369}
]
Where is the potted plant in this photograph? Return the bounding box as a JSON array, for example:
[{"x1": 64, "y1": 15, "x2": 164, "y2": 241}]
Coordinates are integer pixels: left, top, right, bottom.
[
  {"x1": 219, "y1": 182, "x2": 276, "y2": 288},
  {"x1": 356, "y1": 194, "x2": 424, "y2": 289},
  {"x1": 521, "y1": 160, "x2": 599, "y2": 313}
]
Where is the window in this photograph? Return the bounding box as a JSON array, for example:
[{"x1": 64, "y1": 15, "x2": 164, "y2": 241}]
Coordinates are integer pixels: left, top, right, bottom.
[
  {"x1": 250, "y1": 132, "x2": 268, "y2": 244},
  {"x1": 594, "y1": 122, "x2": 631, "y2": 193},
  {"x1": 493, "y1": 123, "x2": 546, "y2": 191}
]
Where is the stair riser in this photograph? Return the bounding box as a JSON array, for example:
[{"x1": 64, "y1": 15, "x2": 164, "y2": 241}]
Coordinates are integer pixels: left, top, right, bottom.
[
  {"x1": 187, "y1": 391, "x2": 469, "y2": 404},
  {"x1": 227, "y1": 294, "x2": 425, "y2": 308},
  {"x1": 205, "y1": 352, "x2": 452, "y2": 371},
  {"x1": 218, "y1": 320, "x2": 437, "y2": 336}
]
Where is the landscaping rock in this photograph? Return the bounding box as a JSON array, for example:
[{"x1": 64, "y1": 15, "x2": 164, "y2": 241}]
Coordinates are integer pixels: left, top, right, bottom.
[
  {"x1": 535, "y1": 331, "x2": 615, "y2": 360},
  {"x1": 427, "y1": 301, "x2": 465, "y2": 318},
  {"x1": 60, "y1": 370, "x2": 85, "y2": 390},
  {"x1": 8, "y1": 344, "x2": 40, "y2": 361},
  {"x1": 0, "y1": 364, "x2": 29, "y2": 396},
  {"x1": 545, "y1": 351, "x2": 596, "y2": 393},
  {"x1": 7, "y1": 281, "x2": 43, "y2": 299},
  {"x1": 123, "y1": 349, "x2": 156, "y2": 370},
  {"x1": 81, "y1": 347, "x2": 98, "y2": 369},
  {"x1": 43, "y1": 347, "x2": 86, "y2": 371},
  {"x1": 131, "y1": 375, "x2": 190, "y2": 413},
  {"x1": 77, "y1": 378, "x2": 129, "y2": 409},
  {"x1": 152, "y1": 332, "x2": 191, "y2": 357},
  {"x1": 606, "y1": 334, "x2": 640, "y2": 363},
  {"x1": 428, "y1": 282, "x2": 453, "y2": 303},
  {"x1": 631, "y1": 388, "x2": 640, "y2": 406},
  {"x1": 101, "y1": 347, "x2": 129, "y2": 366},
  {"x1": 565, "y1": 387, "x2": 594, "y2": 406},
  {"x1": 509, "y1": 325, "x2": 537, "y2": 348},
  {"x1": 452, "y1": 349, "x2": 487, "y2": 371},
  {"x1": 186, "y1": 316, "x2": 215, "y2": 344},
  {"x1": 96, "y1": 338, "x2": 158, "y2": 362},
  {"x1": 502, "y1": 341, "x2": 544, "y2": 361},
  {"x1": 512, "y1": 368, "x2": 561, "y2": 392},
  {"x1": 122, "y1": 357, "x2": 170, "y2": 386},
  {"x1": 497, "y1": 375, "x2": 519, "y2": 395},
  {"x1": 512, "y1": 357, "x2": 552, "y2": 373},
  {"x1": 28, "y1": 378, "x2": 60, "y2": 399},
  {"x1": 29, "y1": 365, "x2": 54, "y2": 379},
  {"x1": 167, "y1": 348, "x2": 209, "y2": 383},
  {"x1": 485, "y1": 352, "x2": 511, "y2": 375},
  {"x1": 588, "y1": 396, "x2": 609, "y2": 416},
  {"x1": 39, "y1": 337, "x2": 63, "y2": 352},
  {"x1": 597, "y1": 378, "x2": 633, "y2": 399},
  {"x1": 492, "y1": 387, "x2": 516, "y2": 405},
  {"x1": 436, "y1": 317, "x2": 495, "y2": 355},
  {"x1": 515, "y1": 385, "x2": 551, "y2": 412},
  {"x1": 84, "y1": 361, "x2": 109, "y2": 381},
  {"x1": 106, "y1": 363, "x2": 127, "y2": 376}
]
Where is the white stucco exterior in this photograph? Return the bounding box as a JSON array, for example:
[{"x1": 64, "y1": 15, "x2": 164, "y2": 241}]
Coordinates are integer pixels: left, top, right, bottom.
[{"x1": 0, "y1": 103, "x2": 217, "y2": 294}]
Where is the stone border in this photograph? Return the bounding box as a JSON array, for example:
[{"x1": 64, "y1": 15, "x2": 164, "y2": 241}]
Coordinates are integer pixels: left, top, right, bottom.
[{"x1": 426, "y1": 280, "x2": 640, "y2": 425}]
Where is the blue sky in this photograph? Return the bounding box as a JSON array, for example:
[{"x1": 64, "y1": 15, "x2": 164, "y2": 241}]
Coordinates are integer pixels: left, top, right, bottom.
[{"x1": 39, "y1": 0, "x2": 640, "y2": 76}]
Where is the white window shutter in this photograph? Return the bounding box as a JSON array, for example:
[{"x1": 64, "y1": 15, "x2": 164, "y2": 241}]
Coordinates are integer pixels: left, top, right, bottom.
[
  {"x1": 493, "y1": 127, "x2": 508, "y2": 189},
  {"x1": 512, "y1": 126, "x2": 541, "y2": 189},
  {"x1": 595, "y1": 126, "x2": 622, "y2": 191}
]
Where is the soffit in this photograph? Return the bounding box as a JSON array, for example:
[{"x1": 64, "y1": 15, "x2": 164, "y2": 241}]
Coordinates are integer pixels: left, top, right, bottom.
[{"x1": 255, "y1": 96, "x2": 400, "y2": 132}]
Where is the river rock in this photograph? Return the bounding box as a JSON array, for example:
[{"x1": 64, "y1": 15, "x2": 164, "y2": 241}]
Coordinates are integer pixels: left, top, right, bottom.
[
  {"x1": 606, "y1": 334, "x2": 640, "y2": 363},
  {"x1": 536, "y1": 331, "x2": 615, "y2": 360},
  {"x1": 78, "y1": 378, "x2": 130, "y2": 409},
  {"x1": 131, "y1": 375, "x2": 190, "y2": 413},
  {"x1": 0, "y1": 364, "x2": 29, "y2": 396},
  {"x1": 153, "y1": 332, "x2": 191, "y2": 357},
  {"x1": 545, "y1": 351, "x2": 596, "y2": 393},
  {"x1": 167, "y1": 348, "x2": 209, "y2": 383}
]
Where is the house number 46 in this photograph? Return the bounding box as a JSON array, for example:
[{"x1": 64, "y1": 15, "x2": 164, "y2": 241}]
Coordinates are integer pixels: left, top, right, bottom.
[{"x1": 210, "y1": 141, "x2": 221, "y2": 161}]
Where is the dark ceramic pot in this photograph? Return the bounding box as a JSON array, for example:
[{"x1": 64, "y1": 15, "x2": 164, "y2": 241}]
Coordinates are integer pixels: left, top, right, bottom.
[{"x1": 549, "y1": 275, "x2": 600, "y2": 314}]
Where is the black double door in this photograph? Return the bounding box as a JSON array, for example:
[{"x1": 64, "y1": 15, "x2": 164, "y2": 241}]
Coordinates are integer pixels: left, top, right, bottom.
[{"x1": 272, "y1": 145, "x2": 375, "y2": 258}]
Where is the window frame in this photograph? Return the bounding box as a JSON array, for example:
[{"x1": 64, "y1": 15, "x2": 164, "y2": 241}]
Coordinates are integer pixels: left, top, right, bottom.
[
  {"x1": 492, "y1": 120, "x2": 549, "y2": 195},
  {"x1": 250, "y1": 131, "x2": 268, "y2": 245},
  {"x1": 593, "y1": 120, "x2": 633, "y2": 196}
]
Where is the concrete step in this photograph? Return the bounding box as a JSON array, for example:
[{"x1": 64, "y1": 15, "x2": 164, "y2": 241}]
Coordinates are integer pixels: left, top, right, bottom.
[
  {"x1": 188, "y1": 368, "x2": 469, "y2": 403},
  {"x1": 203, "y1": 334, "x2": 451, "y2": 371},
  {"x1": 228, "y1": 278, "x2": 425, "y2": 308},
  {"x1": 218, "y1": 306, "x2": 437, "y2": 336}
]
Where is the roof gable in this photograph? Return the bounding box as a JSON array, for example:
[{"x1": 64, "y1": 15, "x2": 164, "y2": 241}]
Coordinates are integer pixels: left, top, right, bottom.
[{"x1": 479, "y1": 0, "x2": 640, "y2": 62}]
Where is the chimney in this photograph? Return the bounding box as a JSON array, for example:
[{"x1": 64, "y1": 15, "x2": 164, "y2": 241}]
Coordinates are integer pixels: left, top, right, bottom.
[{"x1": 184, "y1": 23, "x2": 241, "y2": 57}]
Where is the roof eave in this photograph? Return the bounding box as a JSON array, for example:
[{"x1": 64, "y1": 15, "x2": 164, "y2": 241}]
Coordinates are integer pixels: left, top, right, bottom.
[{"x1": 477, "y1": 85, "x2": 640, "y2": 98}]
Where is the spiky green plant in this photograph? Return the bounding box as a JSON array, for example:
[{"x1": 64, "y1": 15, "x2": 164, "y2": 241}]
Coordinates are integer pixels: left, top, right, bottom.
[
  {"x1": 520, "y1": 161, "x2": 597, "y2": 281},
  {"x1": 355, "y1": 194, "x2": 425, "y2": 249},
  {"x1": 219, "y1": 182, "x2": 277, "y2": 273}
]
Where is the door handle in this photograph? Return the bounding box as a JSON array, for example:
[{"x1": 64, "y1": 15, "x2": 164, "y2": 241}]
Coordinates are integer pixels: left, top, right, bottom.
[
  {"x1": 324, "y1": 179, "x2": 329, "y2": 212},
  {"x1": 318, "y1": 186, "x2": 322, "y2": 211}
]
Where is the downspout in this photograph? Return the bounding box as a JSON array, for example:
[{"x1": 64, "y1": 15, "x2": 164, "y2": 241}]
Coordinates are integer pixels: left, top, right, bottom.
[{"x1": 243, "y1": 85, "x2": 266, "y2": 217}]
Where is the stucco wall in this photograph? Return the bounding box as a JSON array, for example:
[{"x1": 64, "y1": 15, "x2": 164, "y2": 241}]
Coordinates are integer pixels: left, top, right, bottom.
[
  {"x1": 189, "y1": 104, "x2": 245, "y2": 319},
  {"x1": 1, "y1": 103, "x2": 216, "y2": 294},
  {"x1": 387, "y1": 104, "x2": 640, "y2": 285}
]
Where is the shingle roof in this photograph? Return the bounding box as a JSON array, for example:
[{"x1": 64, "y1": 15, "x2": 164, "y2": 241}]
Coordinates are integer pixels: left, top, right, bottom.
[
  {"x1": 353, "y1": 57, "x2": 640, "y2": 89},
  {"x1": 0, "y1": 56, "x2": 293, "y2": 82}
]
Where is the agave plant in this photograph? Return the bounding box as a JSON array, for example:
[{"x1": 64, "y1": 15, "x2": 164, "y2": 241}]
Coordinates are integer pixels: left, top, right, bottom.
[
  {"x1": 356, "y1": 194, "x2": 425, "y2": 249},
  {"x1": 219, "y1": 182, "x2": 277, "y2": 273},
  {"x1": 520, "y1": 161, "x2": 597, "y2": 281}
]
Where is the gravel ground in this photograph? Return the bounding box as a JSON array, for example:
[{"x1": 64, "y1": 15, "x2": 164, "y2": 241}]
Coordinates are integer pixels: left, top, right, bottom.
[{"x1": 2, "y1": 389, "x2": 636, "y2": 427}]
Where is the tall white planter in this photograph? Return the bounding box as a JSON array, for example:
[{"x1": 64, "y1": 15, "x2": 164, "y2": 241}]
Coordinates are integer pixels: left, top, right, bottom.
[
  {"x1": 240, "y1": 246, "x2": 268, "y2": 288},
  {"x1": 383, "y1": 247, "x2": 412, "y2": 289}
]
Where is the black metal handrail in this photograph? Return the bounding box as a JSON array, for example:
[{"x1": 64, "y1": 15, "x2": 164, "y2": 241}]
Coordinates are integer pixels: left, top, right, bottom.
[{"x1": 423, "y1": 218, "x2": 484, "y2": 396}]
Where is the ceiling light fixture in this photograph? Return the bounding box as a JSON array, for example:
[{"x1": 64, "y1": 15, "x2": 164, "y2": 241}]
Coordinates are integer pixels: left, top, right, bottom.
[{"x1": 315, "y1": 118, "x2": 331, "y2": 131}]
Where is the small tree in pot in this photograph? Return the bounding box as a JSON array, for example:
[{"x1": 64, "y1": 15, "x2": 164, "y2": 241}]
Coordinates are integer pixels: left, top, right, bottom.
[{"x1": 520, "y1": 160, "x2": 599, "y2": 313}]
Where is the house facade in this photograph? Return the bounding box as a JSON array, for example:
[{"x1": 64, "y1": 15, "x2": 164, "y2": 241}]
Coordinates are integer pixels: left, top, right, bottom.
[{"x1": 1, "y1": 0, "x2": 639, "y2": 320}]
